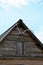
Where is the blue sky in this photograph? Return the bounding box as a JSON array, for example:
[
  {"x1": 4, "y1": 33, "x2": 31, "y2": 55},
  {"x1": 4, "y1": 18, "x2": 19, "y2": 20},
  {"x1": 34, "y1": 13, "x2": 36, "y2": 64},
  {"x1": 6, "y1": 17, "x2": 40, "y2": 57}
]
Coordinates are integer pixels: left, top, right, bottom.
[{"x1": 0, "y1": 0, "x2": 43, "y2": 43}]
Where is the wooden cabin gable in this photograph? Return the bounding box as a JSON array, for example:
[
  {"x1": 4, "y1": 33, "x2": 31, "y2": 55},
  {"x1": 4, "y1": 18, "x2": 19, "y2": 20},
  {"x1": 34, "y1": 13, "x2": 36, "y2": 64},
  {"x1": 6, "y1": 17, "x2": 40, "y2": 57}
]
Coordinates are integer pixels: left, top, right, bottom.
[
  {"x1": 0, "y1": 23, "x2": 43, "y2": 59},
  {"x1": 0, "y1": 20, "x2": 43, "y2": 59}
]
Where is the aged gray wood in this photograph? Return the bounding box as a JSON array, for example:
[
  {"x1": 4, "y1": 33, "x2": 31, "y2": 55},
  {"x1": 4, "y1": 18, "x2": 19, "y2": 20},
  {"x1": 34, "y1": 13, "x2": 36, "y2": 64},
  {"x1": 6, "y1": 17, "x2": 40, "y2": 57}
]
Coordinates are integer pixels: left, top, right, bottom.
[
  {"x1": 0, "y1": 20, "x2": 43, "y2": 59},
  {"x1": 17, "y1": 42, "x2": 22, "y2": 56}
]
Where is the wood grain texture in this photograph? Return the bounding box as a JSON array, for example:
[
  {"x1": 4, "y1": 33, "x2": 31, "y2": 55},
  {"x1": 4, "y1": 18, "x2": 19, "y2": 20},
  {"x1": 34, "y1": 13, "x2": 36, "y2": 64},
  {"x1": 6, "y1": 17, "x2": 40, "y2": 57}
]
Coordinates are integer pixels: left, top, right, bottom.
[
  {"x1": 0, "y1": 25, "x2": 43, "y2": 59},
  {"x1": 0, "y1": 60, "x2": 43, "y2": 65}
]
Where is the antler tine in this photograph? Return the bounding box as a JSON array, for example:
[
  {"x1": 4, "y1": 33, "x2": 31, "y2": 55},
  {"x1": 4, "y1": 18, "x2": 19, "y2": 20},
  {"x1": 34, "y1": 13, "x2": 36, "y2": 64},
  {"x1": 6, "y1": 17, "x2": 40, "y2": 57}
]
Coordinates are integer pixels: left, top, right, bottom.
[
  {"x1": 21, "y1": 29, "x2": 28, "y2": 34},
  {"x1": 16, "y1": 23, "x2": 21, "y2": 34}
]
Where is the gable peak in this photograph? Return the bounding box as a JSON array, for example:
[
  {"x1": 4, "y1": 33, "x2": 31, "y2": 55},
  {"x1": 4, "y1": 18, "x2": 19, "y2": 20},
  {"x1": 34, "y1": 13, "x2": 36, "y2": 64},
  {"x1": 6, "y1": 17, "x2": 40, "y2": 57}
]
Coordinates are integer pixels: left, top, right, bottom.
[{"x1": 17, "y1": 19, "x2": 23, "y2": 23}]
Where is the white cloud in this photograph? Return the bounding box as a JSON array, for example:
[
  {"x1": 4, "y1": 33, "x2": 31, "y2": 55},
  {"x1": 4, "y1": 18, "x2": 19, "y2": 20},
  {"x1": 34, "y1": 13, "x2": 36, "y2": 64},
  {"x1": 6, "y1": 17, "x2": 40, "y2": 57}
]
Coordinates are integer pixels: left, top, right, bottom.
[
  {"x1": 0, "y1": 0, "x2": 42, "y2": 8},
  {"x1": 31, "y1": 0, "x2": 41, "y2": 3},
  {"x1": 0, "y1": 0, "x2": 29, "y2": 8}
]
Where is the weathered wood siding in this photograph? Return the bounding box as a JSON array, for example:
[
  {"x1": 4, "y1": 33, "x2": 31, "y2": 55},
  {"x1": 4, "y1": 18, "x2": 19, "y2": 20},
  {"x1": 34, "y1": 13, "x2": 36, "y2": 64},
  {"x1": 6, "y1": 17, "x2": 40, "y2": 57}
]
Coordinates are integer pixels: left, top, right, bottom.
[
  {"x1": 0, "y1": 25, "x2": 43, "y2": 59},
  {"x1": 0, "y1": 60, "x2": 43, "y2": 65}
]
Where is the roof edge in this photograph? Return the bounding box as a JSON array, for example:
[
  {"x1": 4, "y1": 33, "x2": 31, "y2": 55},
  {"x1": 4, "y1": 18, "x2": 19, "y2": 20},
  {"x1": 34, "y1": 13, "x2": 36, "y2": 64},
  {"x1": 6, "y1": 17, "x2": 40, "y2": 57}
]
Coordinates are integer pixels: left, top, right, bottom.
[
  {"x1": 0, "y1": 19, "x2": 22, "y2": 42},
  {"x1": 0, "y1": 19, "x2": 43, "y2": 48}
]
